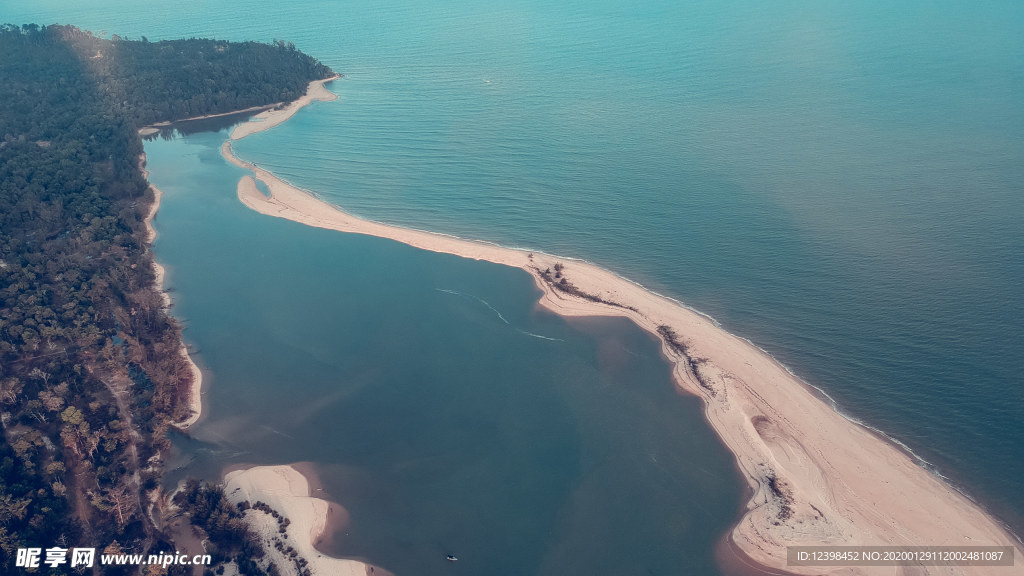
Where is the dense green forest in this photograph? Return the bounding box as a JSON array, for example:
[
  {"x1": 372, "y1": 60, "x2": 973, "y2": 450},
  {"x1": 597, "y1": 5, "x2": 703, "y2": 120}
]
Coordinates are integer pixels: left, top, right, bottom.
[{"x1": 0, "y1": 23, "x2": 332, "y2": 573}]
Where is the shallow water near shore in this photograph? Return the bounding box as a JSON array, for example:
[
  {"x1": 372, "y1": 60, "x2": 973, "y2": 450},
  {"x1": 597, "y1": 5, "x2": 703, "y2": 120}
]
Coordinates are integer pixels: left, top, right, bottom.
[{"x1": 147, "y1": 129, "x2": 745, "y2": 575}]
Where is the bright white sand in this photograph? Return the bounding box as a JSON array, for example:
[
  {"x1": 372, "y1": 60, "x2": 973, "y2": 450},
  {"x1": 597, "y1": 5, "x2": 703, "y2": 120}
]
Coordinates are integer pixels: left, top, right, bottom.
[
  {"x1": 141, "y1": 154, "x2": 203, "y2": 429},
  {"x1": 217, "y1": 77, "x2": 1024, "y2": 575},
  {"x1": 224, "y1": 465, "x2": 380, "y2": 576}
]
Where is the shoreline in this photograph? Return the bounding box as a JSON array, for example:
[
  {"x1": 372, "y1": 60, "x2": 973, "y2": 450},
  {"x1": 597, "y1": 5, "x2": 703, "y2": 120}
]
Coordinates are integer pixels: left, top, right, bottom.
[
  {"x1": 138, "y1": 103, "x2": 280, "y2": 136},
  {"x1": 140, "y1": 154, "x2": 203, "y2": 429},
  {"x1": 228, "y1": 75, "x2": 340, "y2": 140},
  {"x1": 217, "y1": 77, "x2": 1023, "y2": 575},
  {"x1": 224, "y1": 464, "x2": 386, "y2": 576}
]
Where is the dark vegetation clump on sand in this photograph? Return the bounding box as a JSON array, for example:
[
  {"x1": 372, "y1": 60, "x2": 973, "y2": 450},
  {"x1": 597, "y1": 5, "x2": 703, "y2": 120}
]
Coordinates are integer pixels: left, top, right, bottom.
[
  {"x1": 536, "y1": 262, "x2": 638, "y2": 312},
  {"x1": 657, "y1": 325, "x2": 715, "y2": 396}
]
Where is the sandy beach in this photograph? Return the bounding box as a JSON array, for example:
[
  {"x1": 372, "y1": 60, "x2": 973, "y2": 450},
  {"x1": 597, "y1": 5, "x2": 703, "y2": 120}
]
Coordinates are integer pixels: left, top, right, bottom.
[
  {"x1": 211, "y1": 77, "x2": 1024, "y2": 575},
  {"x1": 140, "y1": 154, "x2": 203, "y2": 429},
  {"x1": 224, "y1": 465, "x2": 383, "y2": 576}
]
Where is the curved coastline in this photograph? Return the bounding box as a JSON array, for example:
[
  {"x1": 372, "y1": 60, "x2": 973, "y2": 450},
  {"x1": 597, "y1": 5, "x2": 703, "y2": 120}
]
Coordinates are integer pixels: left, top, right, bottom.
[
  {"x1": 228, "y1": 74, "x2": 341, "y2": 140},
  {"x1": 192, "y1": 77, "x2": 1021, "y2": 575}
]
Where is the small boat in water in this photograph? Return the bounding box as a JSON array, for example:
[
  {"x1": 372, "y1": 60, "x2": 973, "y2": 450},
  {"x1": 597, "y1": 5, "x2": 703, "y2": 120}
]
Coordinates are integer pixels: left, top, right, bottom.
[{"x1": 446, "y1": 555, "x2": 458, "y2": 562}]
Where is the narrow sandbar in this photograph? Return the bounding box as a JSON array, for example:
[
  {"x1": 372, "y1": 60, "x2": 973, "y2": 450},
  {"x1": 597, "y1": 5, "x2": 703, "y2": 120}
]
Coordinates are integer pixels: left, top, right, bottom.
[{"x1": 143, "y1": 103, "x2": 279, "y2": 130}]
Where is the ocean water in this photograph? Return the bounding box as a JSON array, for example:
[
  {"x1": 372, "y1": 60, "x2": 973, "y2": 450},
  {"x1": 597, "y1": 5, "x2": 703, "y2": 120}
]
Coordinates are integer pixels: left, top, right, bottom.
[{"x1": 5, "y1": 0, "x2": 1023, "y2": 547}]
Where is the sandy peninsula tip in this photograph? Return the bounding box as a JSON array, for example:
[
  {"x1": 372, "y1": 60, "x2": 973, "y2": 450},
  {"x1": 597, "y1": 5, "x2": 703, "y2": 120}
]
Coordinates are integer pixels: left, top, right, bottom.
[
  {"x1": 224, "y1": 464, "x2": 386, "y2": 576},
  {"x1": 229, "y1": 75, "x2": 340, "y2": 141}
]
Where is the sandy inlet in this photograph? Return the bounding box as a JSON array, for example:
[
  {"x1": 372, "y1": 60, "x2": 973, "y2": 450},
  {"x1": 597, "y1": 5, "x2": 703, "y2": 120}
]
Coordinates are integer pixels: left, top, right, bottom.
[{"x1": 215, "y1": 77, "x2": 1023, "y2": 575}]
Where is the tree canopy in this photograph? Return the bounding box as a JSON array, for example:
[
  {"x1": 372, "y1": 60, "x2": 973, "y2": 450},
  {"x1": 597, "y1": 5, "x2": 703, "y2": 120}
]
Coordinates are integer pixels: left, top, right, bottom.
[{"x1": 0, "y1": 22, "x2": 334, "y2": 567}]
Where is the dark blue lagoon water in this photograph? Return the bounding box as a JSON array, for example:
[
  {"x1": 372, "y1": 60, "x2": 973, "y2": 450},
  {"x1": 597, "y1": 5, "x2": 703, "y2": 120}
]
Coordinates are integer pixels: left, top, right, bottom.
[
  {"x1": 6, "y1": 0, "x2": 1023, "y2": 545},
  {"x1": 144, "y1": 129, "x2": 745, "y2": 575}
]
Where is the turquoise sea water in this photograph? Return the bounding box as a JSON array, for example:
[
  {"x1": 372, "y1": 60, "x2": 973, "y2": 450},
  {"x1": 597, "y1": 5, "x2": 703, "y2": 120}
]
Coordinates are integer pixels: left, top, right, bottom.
[{"x1": 5, "y1": 0, "x2": 1023, "y2": 560}]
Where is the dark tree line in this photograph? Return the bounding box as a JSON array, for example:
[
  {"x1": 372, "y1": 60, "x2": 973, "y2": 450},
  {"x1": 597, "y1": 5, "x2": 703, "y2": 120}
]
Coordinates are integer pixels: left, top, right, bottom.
[
  {"x1": 0, "y1": 23, "x2": 334, "y2": 570},
  {"x1": 58, "y1": 26, "x2": 334, "y2": 126}
]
